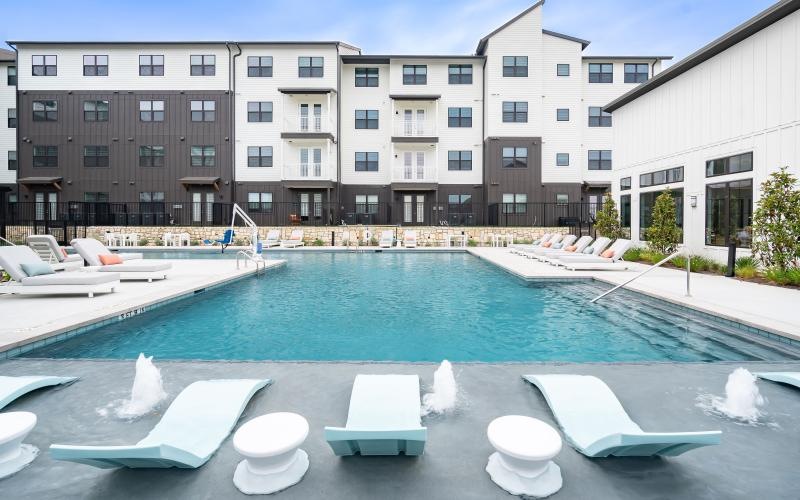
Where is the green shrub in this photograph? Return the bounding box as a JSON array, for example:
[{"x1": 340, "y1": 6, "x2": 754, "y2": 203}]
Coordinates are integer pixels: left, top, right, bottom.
[
  {"x1": 154, "y1": 238, "x2": 163, "y2": 246},
  {"x1": 467, "y1": 238, "x2": 478, "y2": 247},
  {"x1": 623, "y1": 247, "x2": 643, "y2": 262},
  {"x1": 765, "y1": 267, "x2": 800, "y2": 286},
  {"x1": 312, "y1": 238, "x2": 324, "y2": 246},
  {"x1": 689, "y1": 255, "x2": 718, "y2": 273},
  {"x1": 752, "y1": 167, "x2": 800, "y2": 270},
  {"x1": 671, "y1": 255, "x2": 687, "y2": 269},
  {"x1": 234, "y1": 238, "x2": 246, "y2": 246},
  {"x1": 645, "y1": 188, "x2": 682, "y2": 254},
  {"x1": 369, "y1": 237, "x2": 378, "y2": 246},
  {"x1": 734, "y1": 255, "x2": 759, "y2": 278},
  {"x1": 593, "y1": 193, "x2": 626, "y2": 239},
  {"x1": 138, "y1": 237, "x2": 150, "y2": 246},
  {"x1": 191, "y1": 239, "x2": 200, "y2": 246}
]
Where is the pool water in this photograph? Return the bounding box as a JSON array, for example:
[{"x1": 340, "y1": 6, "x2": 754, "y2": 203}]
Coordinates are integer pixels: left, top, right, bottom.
[{"x1": 23, "y1": 252, "x2": 800, "y2": 362}]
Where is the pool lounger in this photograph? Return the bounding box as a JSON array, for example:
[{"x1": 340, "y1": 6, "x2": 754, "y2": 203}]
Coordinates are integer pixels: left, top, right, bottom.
[
  {"x1": 523, "y1": 374, "x2": 721, "y2": 457},
  {"x1": 509, "y1": 232, "x2": 553, "y2": 254},
  {"x1": 263, "y1": 229, "x2": 281, "y2": 248},
  {"x1": 50, "y1": 378, "x2": 270, "y2": 468},
  {"x1": 543, "y1": 237, "x2": 612, "y2": 265},
  {"x1": 26, "y1": 234, "x2": 85, "y2": 269},
  {"x1": 556, "y1": 239, "x2": 633, "y2": 271},
  {"x1": 280, "y1": 230, "x2": 305, "y2": 248},
  {"x1": 531, "y1": 235, "x2": 593, "y2": 261},
  {"x1": 523, "y1": 234, "x2": 578, "y2": 257},
  {"x1": 378, "y1": 230, "x2": 395, "y2": 248},
  {"x1": 325, "y1": 374, "x2": 427, "y2": 456},
  {"x1": 756, "y1": 372, "x2": 800, "y2": 389},
  {"x1": 0, "y1": 246, "x2": 120, "y2": 297},
  {"x1": 71, "y1": 238, "x2": 171, "y2": 282},
  {"x1": 0, "y1": 376, "x2": 78, "y2": 410}
]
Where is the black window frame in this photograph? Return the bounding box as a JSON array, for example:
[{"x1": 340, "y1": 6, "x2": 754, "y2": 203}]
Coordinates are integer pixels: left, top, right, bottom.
[
  {"x1": 247, "y1": 56, "x2": 273, "y2": 77},
  {"x1": 705, "y1": 152, "x2": 753, "y2": 178},
  {"x1": 448, "y1": 64, "x2": 473, "y2": 84},
  {"x1": 556, "y1": 153, "x2": 569, "y2": 166},
  {"x1": 640, "y1": 188, "x2": 684, "y2": 241},
  {"x1": 247, "y1": 146, "x2": 273, "y2": 168},
  {"x1": 32, "y1": 100, "x2": 57, "y2": 122},
  {"x1": 83, "y1": 145, "x2": 110, "y2": 168},
  {"x1": 190, "y1": 145, "x2": 216, "y2": 167},
  {"x1": 640, "y1": 166, "x2": 684, "y2": 187},
  {"x1": 502, "y1": 56, "x2": 528, "y2": 77},
  {"x1": 355, "y1": 67, "x2": 379, "y2": 87},
  {"x1": 7, "y1": 66, "x2": 17, "y2": 85},
  {"x1": 32, "y1": 55, "x2": 57, "y2": 76},
  {"x1": 8, "y1": 150, "x2": 17, "y2": 170},
  {"x1": 588, "y1": 150, "x2": 612, "y2": 170},
  {"x1": 355, "y1": 194, "x2": 379, "y2": 215},
  {"x1": 588, "y1": 63, "x2": 613, "y2": 83},
  {"x1": 83, "y1": 100, "x2": 109, "y2": 122},
  {"x1": 502, "y1": 193, "x2": 528, "y2": 214},
  {"x1": 448, "y1": 150, "x2": 472, "y2": 171},
  {"x1": 588, "y1": 106, "x2": 612, "y2": 127},
  {"x1": 556, "y1": 63, "x2": 570, "y2": 76},
  {"x1": 355, "y1": 109, "x2": 378, "y2": 129},
  {"x1": 402, "y1": 65, "x2": 427, "y2": 85},
  {"x1": 190, "y1": 55, "x2": 216, "y2": 76},
  {"x1": 82, "y1": 55, "x2": 108, "y2": 76},
  {"x1": 502, "y1": 101, "x2": 528, "y2": 123},
  {"x1": 556, "y1": 108, "x2": 569, "y2": 121},
  {"x1": 620, "y1": 177, "x2": 631, "y2": 191},
  {"x1": 248, "y1": 192, "x2": 273, "y2": 213},
  {"x1": 624, "y1": 63, "x2": 649, "y2": 83},
  {"x1": 32, "y1": 145, "x2": 58, "y2": 168},
  {"x1": 355, "y1": 151, "x2": 379, "y2": 172},
  {"x1": 190, "y1": 100, "x2": 216, "y2": 122},
  {"x1": 502, "y1": 147, "x2": 528, "y2": 168},
  {"x1": 139, "y1": 55, "x2": 164, "y2": 76},
  {"x1": 139, "y1": 100, "x2": 165, "y2": 122},
  {"x1": 621, "y1": 194, "x2": 632, "y2": 227},
  {"x1": 138, "y1": 145, "x2": 165, "y2": 167},
  {"x1": 247, "y1": 101, "x2": 272, "y2": 122},
  {"x1": 7, "y1": 108, "x2": 16, "y2": 128},
  {"x1": 448, "y1": 107, "x2": 472, "y2": 127},
  {"x1": 448, "y1": 194, "x2": 473, "y2": 211},
  {"x1": 705, "y1": 179, "x2": 753, "y2": 248},
  {"x1": 298, "y1": 56, "x2": 324, "y2": 78}
]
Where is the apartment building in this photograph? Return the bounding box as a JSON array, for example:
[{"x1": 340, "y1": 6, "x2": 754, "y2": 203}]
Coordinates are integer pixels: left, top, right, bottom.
[
  {"x1": 606, "y1": 0, "x2": 800, "y2": 258},
  {"x1": 6, "y1": 1, "x2": 669, "y2": 226},
  {"x1": 0, "y1": 48, "x2": 15, "y2": 203}
]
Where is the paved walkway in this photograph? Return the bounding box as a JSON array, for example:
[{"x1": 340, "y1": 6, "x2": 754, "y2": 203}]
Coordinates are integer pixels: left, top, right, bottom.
[{"x1": 467, "y1": 247, "x2": 800, "y2": 340}]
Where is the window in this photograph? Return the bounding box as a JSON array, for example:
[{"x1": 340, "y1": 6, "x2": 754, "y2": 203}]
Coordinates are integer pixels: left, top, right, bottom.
[
  {"x1": 83, "y1": 100, "x2": 108, "y2": 122},
  {"x1": 556, "y1": 153, "x2": 569, "y2": 166},
  {"x1": 355, "y1": 67, "x2": 379, "y2": 87},
  {"x1": 502, "y1": 193, "x2": 527, "y2": 214},
  {"x1": 502, "y1": 101, "x2": 528, "y2": 122},
  {"x1": 588, "y1": 150, "x2": 612, "y2": 170},
  {"x1": 355, "y1": 152, "x2": 379, "y2": 171},
  {"x1": 138, "y1": 146, "x2": 165, "y2": 167},
  {"x1": 706, "y1": 152, "x2": 753, "y2": 177},
  {"x1": 190, "y1": 100, "x2": 215, "y2": 122},
  {"x1": 32, "y1": 55, "x2": 56, "y2": 76},
  {"x1": 556, "y1": 194, "x2": 569, "y2": 205},
  {"x1": 640, "y1": 166, "x2": 683, "y2": 187},
  {"x1": 298, "y1": 57, "x2": 323, "y2": 77},
  {"x1": 402, "y1": 65, "x2": 426, "y2": 85},
  {"x1": 247, "y1": 101, "x2": 272, "y2": 122},
  {"x1": 139, "y1": 191, "x2": 165, "y2": 214},
  {"x1": 32, "y1": 100, "x2": 57, "y2": 121},
  {"x1": 7, "y1": 108, "x2": 15, "y2": 128},
  {"x1": 448, "y1": 151, "x2": 472, "y2": 171},
  {"x1": 502, "y1": 56, "x2": 527, "y2": 77},
  {"x1": 190, "y1": 55, "x2": 215, "y2": 76},
  {"x1": 139, "y1": 55, "x2": 164, "y2": 76},
  {"x1": 588, "y1": 107, "x2": 612, "y2": 127},
  {"x1": 448, "y1": 64, "x2": 472, "y2": 84},
  {"x1": 502, "y1": 147, "x2": 528, "y2": 168},
  {"x1": 247, "y1": 56, "x2": 273, "y2": 77},
  {"x1": 191, "y1": 145, "x2": 216, "y2": 167},
  {"x1": 624, "y1": 63, "x2": 649, "y2": 83},
  {"x1": 32, "y1": 146, "x2": 57, "y2": 167},
  {"x1": 355, "y1": 194, "x2": 379, "y2": 214},
  {"x1": 7, "y1": 66, "x2": 16, "y2": 85},
  {"x1": 8, "y1": 151, "x2": 17, "y2": 170},
  {"x1": 620, "y1": 177, "x2": 631, "y2": 191},
  {"x1": 139, "y1": 100, "x2": 164, "y2": 121},
  {"x1": 448, "y1": 194, "x2": 472, "y2": 211},
  {"x1": 640, "y1": 189, "x2": 684, "y2": 241},
  {"x1": 247, "y1": 146, "x2": 273, "y2": 167},
  {"x1": 355, "y1": 109, "x2": 378, "y2": 129},
  {"x1": 588, "y1": 63, "x2": 613, "y2": 83},
  {"x1": 83, "y1": 146, "x2": 109, "y2": 167},
  {"x1": 556, "y1": 108, "x2": 569, "y2": 121},
  {"x1": 83, "y1": 55, "x2": 108, "y2": 76},
  {"x1": 248, "y1": 192, "x2": 273, "y2": 212},
  {"x1": 83, "y1": 192, "x2": 109, "y2": 202},
  {"x1": 706, "y1": 179, "x2": 753, "y2": 247},
  {"x1": 556, "y1": 64, "x2": 570, "y2": 76},
  {"x1": 621, "y1": 194, "x2": 631, "y2": 227},
  {"x1": 448, "y1": 107, "x2": 472, "y2": 127}
]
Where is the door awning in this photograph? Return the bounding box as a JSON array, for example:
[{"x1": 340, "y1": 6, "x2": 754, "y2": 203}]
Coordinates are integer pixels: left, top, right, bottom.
[
  {"x1": 278, "y1": 88, "x2": 336, "y2": 95},
  {"x1": 389, "y1": 94, "x2": 441, "y2": 100},
  {"x1": 178, "y1": 177, "x2": 221, "y2": 191},
  {"x1": 18, "y1": 177, "x2": 63, "y2": 190}
]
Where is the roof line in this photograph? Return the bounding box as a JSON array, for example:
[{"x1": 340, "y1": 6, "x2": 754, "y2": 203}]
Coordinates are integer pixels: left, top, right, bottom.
[
  {"x1": 6, "y1": 40, "x2": 362, "y2": 52},
  {"x1": 582, "y1": 55, "x2": 673, "y2": 60},
  {"x1": 542, "y1": 29, "x2": 590, "y2": 49},
  {"x1": 605, "y1": 0, "x2": 800, "y2": 112},
  {"x1": 475, "y1": 0, "x2": 546, "y2": 55}
]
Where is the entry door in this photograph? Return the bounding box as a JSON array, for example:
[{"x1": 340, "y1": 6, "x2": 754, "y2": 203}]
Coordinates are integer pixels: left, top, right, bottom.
[
  {"x1": 300, "y1": 148, "x2": 322, "y2": 177},
  {"x1": 402, "y1": 152, "x2": 425, "y2": 180},
  {"x1": 192, "y1": 192, "x2": 214, "y2": 223},
  {"x1": 298, "y1": 192, "x2": 323, "y2": 219},
  {"x1": 403, "y1": 109, "x2": 425, "y2": 136},
  {"x1": 402, "y1": 194, "x2": 426, "y2": 224},
  {"x1": 589, "y1": 194, "x2": 600, "y2": 218},
  {"x1": 35, "y1": 192, "x2": 57, "y2": 221},
  {"x1": 299, "y1": 104, "x2": 322, "y2": 131}
]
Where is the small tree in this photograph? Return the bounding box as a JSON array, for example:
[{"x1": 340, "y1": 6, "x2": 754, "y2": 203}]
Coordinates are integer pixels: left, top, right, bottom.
[
  {"x1": 593, "y1": 193, "x2": 625, "y2": 239},
  {"x1": 645, "y1": 188, "x2": 681, "y2": 254},
  {"x1": 752, "y1": 167, "x2": 800, "y2": 270}
]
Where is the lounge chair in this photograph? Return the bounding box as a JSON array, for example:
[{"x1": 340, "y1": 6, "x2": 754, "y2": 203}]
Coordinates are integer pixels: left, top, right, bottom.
[
  {"x1": 281, "y1": 230, "x2": 305, "y2": 248},
  {"x1": 325, "y1": 374, "x2": 427, "y2": 456},
  {"x1": 543, "y1": 236, "x2": 611, "y2": 265},
  {"x1": 531, "y1": 235, "x2": 593, "y2": 261},
  {"x1": 0, "y1": 375, "x2": 78, "y2": 410},
  {"x1": 0, "y1": 246, "x2": 119, "y2": 297},
  {"x1": 203, "y1": 229, "x2": 235, "y2": 252},
  {"x1": 403, "y1": 230, "x2": 417, "y2": 248},
  {"x1": 523, "y1": 374, "x2": 721, "y2": 457},
  {"x1": 556, "y1": 239, "x2": 633, "y2": 271},
  {"x1": 509, "y1": 233, "x2": 553, "y2": 254},
  {"x1": 26, "y1": 235, "x2": 84, "y2": 270},
  {"x1": 378, "y1": 230, "x2": 394, "y2": 248},
  {"x1": 50, "y1": 378, "x2": 270, "y2": 469},
  {"x1": 523, "y1": 234, "x2": 578, "y2": 257},
  {"x1": 263, "y1": 230, "x2": 281, "y2": 248},
  {"x1": 756, "y1": 372, "x2": 800, "y2": 389},
  {"x1": 71, "y1": 239, "x2": 171, "y2": 282}
]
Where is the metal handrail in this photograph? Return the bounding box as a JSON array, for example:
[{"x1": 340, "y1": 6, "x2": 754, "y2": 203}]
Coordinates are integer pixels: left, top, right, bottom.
[
  {"x1": 590, "y1": 250, "x2": 690, "y2": 303},
  {"x1": 236, "y1": 250, "x2": 266, "y2": 273}
]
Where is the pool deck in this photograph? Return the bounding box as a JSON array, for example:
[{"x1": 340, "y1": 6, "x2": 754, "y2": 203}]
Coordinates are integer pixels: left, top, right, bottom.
[
  {"x1": 467, "y1": 247, "x2": 800, "y2": 342},
  {"x1": 1, "y1": 359, "x2": 799, "y2": 500},
  {"x1": 0, "y1": 258, "x2": 285, "y2": 355}
]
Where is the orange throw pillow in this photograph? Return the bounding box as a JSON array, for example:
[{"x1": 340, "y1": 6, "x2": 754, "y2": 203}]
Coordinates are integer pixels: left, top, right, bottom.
[
  {"x1": 601, "y1": 249, "x2": 615, "y2": 258},
  {"x1": 542, "y1": 242, "x2": 552, "y2": 248},
  {"x1": 565, "y1": 245, "x2": 577, "y2": 252},
  {"x1": 60, "y1": 247, "x2": 69, "y2": 258},
  {"x1": 98, "y1": 254, "x2": 123, "y2": 265}
]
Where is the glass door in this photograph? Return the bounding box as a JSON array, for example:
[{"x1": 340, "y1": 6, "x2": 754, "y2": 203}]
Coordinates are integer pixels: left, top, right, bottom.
[
  {"x1": 300, "y1": 104, "x2": 309, "y2": 131},
  {"x1": 403, "y1": 195, "x2": 413, "y2": 223},
  {"x1": 313, "y1": 104, "x2": 321, "y2": 131},
  {"x1": 403, "y1": 152, "x2": 413, "y2": 180},
  {"x1": 416, "y1": 152, "x2": 425, "y2": 180},
  {"x1": 192, "y1": 192, "x2": 201, "y2": 223},
  {"x1": 404, "y1": 110, "x2": 413, "y2": 135},
  {"x1": 416, "y1": 195, "x2": 425, "y2": 223},
  {"x1": 416, "y1": 109, "x2": 425, "y2": 135}
]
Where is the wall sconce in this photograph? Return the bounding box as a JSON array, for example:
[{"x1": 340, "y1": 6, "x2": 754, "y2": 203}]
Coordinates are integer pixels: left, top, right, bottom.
[{"x1": 690, "y1": 195, "x2": 698, "y2": 207}]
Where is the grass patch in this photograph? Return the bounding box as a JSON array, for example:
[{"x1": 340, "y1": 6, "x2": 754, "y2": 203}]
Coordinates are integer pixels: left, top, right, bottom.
[{"x1": 765, "y1": 267, "x2": 800, "y2": 286}]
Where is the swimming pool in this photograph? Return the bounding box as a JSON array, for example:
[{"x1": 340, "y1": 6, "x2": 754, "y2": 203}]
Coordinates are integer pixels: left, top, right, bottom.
[{"x1": 23, "y1": 252, "x2": 800, "y2": 362}]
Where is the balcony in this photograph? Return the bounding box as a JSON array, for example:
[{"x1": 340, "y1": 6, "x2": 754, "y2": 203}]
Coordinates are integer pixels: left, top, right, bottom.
[
  {"x1": 391, "y1": 119, "x2": 438, "y2": 143},
  {"x1": 281, "y1": 115, "x2": 334, "y2": 140},
  {"x1": 391, "y1": 164, "x2": 437, "y2": 184}
]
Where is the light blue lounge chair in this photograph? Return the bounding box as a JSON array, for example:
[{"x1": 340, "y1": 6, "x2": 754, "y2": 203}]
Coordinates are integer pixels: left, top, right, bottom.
[
  {"x1": 325, "y1": 374, "x2": 427, "y2": 456},
  {"x1": 757, "y1": 372, "x2": 800, "y2": 389},
  {"x1": 50, "y1": 378, "x2": 270, "y2": 468},
  {"x1": 0, "y1": 375, "x2": 77, "y2": 410},
  {"x1": 523, "y1": 374, "x2": 721, "y2": 457}
]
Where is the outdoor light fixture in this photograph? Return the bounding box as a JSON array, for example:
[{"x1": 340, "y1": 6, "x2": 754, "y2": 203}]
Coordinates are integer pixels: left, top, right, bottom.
[{"x1": 690, "y1": 195, "x2": 698, "y2": 207}]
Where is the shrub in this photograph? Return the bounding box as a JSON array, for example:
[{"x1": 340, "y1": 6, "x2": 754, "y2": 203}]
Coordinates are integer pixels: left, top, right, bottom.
[
  {"x1": 191, "y1": 239, "x2": 200, "y2": 246},
  {"x1": 623, "y1": 247, "x2": 643, "y2": 262},
  {"x1": 467, "y1": 238, "x2": 478, "y2": 247},
  {"x1": 234, "y1": 238, "x2": 246, "y2": 246},
  {"x1": 138, "y1": 237, "x2": 150, "y2": 247},
  {"x1": 765, "y1": 267, "x2": 800, "y2": 286},
  {"x1": 671, "y1": 255, "x2": 687, "y2": 269},
  {"x1": 154, "y1": 238, "x2": 163, "y2": 246},
  {"x1": 752, "y1": 167, "x2": 800, "y2": 270},
  {"x1": 312, "y1": 238, "x2": 324, "y2": 246},
  {"x1": 593, "y1": 193, "x2": 626, "y2": 239},
  {"x1": 735, "y1": 256, "x2": 758, "y2": 279},
  {"x1": 645, "y1": 188, "x2": 682, "y2": 254},
  {"x1": 369, "y1": 237, "x2": 378, "y2": 246}
]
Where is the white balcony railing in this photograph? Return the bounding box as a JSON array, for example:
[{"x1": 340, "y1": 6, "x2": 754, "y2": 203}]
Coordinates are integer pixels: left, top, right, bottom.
[
  {"x1": 393, "y1": 120, "x2": 437, "y2": 137},
  {"x1": 283, "y1": 115, "x2": 331, "y2": 134},
  {"x1": 283, "y1": 163, "x2": 331, "y2": 180},
  {"x1": 391, "y1": 164, "x2": 437, "y2": 183}
]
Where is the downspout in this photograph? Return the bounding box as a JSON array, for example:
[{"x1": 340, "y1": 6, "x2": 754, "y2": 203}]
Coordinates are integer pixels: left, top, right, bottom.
[
  {"x1": 336, "y1": 44, "x2": 342, "y2": 220},
  {"x1": 10, "y1": 44, "x2": 19, "y2": 205},
  {"x1": 227, "y1": 42, "x2": 242, "y2": 205},
  {"x1": 481, "y1": 55, "x2": 488, "y2": 224}
]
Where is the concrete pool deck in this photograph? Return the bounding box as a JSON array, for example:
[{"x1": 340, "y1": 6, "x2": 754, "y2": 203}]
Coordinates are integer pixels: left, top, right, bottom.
[
  {"x1": 1, "y1": 359, "x2": 799, "y2": 499},
  {"x1": 0, "y1": 258, "x2": 285, "y2": 354}
]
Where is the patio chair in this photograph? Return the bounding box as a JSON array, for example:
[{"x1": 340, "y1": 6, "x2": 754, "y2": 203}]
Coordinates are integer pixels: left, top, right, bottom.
[
  {"x1": 26, "y1": 235, "x2": 84, "y2": 269},
  {"x1": 71, "y1": 239, "x2": 171, "y2": 282},
  {"x1": 0, "y1": 375, "x2": 78, "y2": 410},
  {"x1": 756, "y1": 372, "x2": 800, "y2": 389},
  {"x1": 263, "y1": 230, "x2": 281, "y2": 248},
  {"x1": 378, "y1": 230, "x2": 394, "y2": 248},
  {"x1": 403, "y1": 230, "x2": 417, "y2": 248},
  {"x1": 556, "y1": 239, "x2": 633, "y2": 271},
  {"x1": 281, "y1": 230, "x2": 305, "y2": 248}
]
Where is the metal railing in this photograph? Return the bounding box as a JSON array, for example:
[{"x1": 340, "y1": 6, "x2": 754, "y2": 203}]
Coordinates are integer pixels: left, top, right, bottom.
[
  {"x1": 282, "y1": 163, "x2": 329, "y2": 180},
  {"x1": 393, "y1": 120, "x2": 437, "y2": 137},
  {"x1": 590, "y1": 250, "x2": 690, "y2": 303},
  {"x1": 488, "y1": 202, "x2": 599, "y2": 230},
  {"x1": 391, "y1": 165, "x2": 437, "y2": 183}
]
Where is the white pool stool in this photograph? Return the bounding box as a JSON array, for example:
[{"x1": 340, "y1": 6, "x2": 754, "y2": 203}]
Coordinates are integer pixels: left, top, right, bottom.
[
  {"x1": 486, "y1": 415, "x2": 563, "y2": 498},
  {"x1": 233, "y1": 412, "x2": 310, "y2": 495},
  {"x1": 0, "y1": 412, "x2": 39, "y2": 479}
]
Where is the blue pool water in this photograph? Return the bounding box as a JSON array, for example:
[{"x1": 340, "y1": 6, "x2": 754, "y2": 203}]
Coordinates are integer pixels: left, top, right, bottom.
[{"x1": 23, "y1": 252, "x2": 800, "y2": 362}]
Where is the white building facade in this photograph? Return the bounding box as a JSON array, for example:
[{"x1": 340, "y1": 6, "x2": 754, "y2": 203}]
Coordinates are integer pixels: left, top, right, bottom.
[{"x1": 0, "y1": 48, "x2": 15, "y2": 199}]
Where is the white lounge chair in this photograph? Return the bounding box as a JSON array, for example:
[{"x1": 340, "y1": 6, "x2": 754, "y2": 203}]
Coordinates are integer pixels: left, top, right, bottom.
[
  {"x1": 71, "y1": 238, "x2": 171, "y2": 282},
  {"x1": 263, "y1": 230, "x2": 281, "y2": 248},
  {"x1": 556, "y1": 239, "x2": 633, "y2": 271},
  {"x1": 510, "y1": 233, "x2": 554, "y2": 254},
  {"x1": 523, "y1": 234, "x2": 578, "y2": 257},
  {"x1": 280, "y1": 230, "x2": 305, "y2": 248},
  {"x1": 0, "y1": 246, "x2": 119, "y2": 297},
  {"x1": 403, "y1": 230, "x2": 417, "y2": 248},
  {"x1": 26, "y1": 235, "x2": 84, "y2": 270},
  {"x1": 543, "y1": 236, "x2": 612, "y2": 266},
  {"x1": 756, "y1": 372, "x2": 800, "y2": 389},
  {"x1": 530, "y1": 235, "x2": 593, "y2": 260},
  {"x1": 378, "y1": 230, "x2": 394, "y2": 248},
  {"x1": 0, "y1": 375, "x2": 78, "y2": 410}
]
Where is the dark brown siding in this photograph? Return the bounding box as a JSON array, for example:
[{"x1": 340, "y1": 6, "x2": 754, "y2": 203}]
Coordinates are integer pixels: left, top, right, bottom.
[{"x1": 16, "y1": 90, "x2": 232, "y2": 203}]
